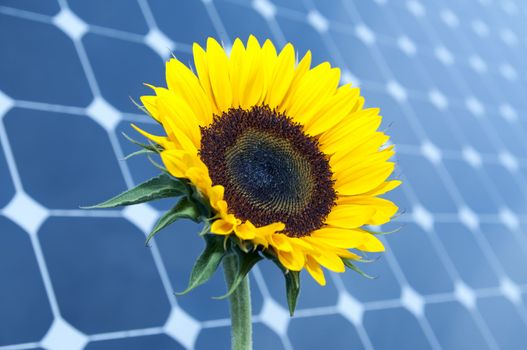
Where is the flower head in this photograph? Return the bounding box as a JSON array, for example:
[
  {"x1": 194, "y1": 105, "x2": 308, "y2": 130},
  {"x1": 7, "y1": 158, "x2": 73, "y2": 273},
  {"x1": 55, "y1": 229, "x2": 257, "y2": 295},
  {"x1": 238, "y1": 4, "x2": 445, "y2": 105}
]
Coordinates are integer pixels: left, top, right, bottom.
[
  {"x1": 90, "y1": 36, "x2": 400, "y2": 315},
  {"x1": 134, "y1": 36, "x2": 400, "y2": 285}
]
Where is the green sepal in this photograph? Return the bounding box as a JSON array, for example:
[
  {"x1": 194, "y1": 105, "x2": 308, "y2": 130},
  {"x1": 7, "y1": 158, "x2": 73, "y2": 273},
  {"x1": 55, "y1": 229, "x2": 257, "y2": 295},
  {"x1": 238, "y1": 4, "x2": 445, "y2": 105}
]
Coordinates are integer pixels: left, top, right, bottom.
[
  {"x1": 145, "y1": 197, "x2": 201, "y2": 246},
  {"x1": 237, "y1": 239, "x2": 255, "y2": 253},
  {"x1": 342, "y1": 259, "x2": 376, "y2": 279},
  {"x1": 285, "y1": 270, "x2": 301, "y2": 316},
  {"x1": 262, "y1": 249, "x2": 301, "y2": 316},
  {"x1": 123, "y1": 149, "x2": 155, "y2": 160},
  {"x1": 82, "y1": 174, "x2": 187, "y2": 209},
  {"x1": 129, "y1": 97, "x2": 160, "y2": 124},
  {"x1": 122, "y1": 132, "x2": 161, "y2": 153},
  {"x1": 354, "y1": 256, "x2": 379, "y2": 264},
  {"x1": 147, "y1": 154, "x2": 170, "y2": 175},
  {"x1": 189, "y1": 185, "x2": 213, "y2": 218},
  {"x1": 213, "y1": 247, "x2": 263, "y2": 300},
  {"x1": 363, "y1": 226, "x2": 403, "y2": 236},
  {"x1": 176, "y1": 234, "x2": 226, "y2": 295},
  {"x1": 198, "y1": 220, "x2": 212, "y2": 236}
]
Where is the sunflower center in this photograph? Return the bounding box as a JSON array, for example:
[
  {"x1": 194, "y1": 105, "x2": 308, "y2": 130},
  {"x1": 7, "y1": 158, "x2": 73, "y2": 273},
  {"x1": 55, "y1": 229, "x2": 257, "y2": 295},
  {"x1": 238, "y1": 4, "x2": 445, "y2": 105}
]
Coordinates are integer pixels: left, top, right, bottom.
[
  {"x1": 199, "y1": 106, "x2": 336, "y2": 237},
  {"x1": 225, "y1": 129, "x2": 314, "y2": 213}
]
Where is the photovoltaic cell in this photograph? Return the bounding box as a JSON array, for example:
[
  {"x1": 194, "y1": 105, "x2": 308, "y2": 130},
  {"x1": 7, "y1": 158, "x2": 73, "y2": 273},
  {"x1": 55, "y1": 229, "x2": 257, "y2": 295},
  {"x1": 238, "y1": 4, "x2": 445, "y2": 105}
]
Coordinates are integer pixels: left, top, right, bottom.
[{"x1": 1, "y1": 0, "x2": 527, "y2": 349}]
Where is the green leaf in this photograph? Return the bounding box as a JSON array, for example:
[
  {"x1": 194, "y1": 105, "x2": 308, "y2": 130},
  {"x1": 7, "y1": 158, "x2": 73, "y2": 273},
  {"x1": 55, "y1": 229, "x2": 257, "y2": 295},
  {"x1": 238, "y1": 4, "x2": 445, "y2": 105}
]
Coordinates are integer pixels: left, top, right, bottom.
[
  {"x1": 342, "y1": 259, "x2": 376, "y2": 279},
  {"x1": 82, "y1": 174, "x2": 187, "y2": 209},
  {"x1": 176, "y1": 235, "x2": 226, "y2": 295},
  {"x1": 285, "y1": 270, "x2": 301, "y2": 316},
  {"x1": 213, "y1": 247, "x2": 263, "y2": 300},
  {"x1": 145, "y1": 197, "x2": 201, "y2": 245}
]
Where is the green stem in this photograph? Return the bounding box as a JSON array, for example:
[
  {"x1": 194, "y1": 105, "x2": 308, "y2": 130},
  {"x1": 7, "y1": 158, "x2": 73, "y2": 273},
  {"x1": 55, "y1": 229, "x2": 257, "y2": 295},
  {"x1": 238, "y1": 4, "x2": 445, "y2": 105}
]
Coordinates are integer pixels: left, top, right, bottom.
[{"x1": 223, "y1": 254, "x2": 252, "y2": 350}]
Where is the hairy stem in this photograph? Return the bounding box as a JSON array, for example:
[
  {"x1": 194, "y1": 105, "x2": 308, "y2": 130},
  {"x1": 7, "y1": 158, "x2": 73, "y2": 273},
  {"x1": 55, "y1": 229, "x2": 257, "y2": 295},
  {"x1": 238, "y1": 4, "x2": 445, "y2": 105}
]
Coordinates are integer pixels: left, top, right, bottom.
[{"x1": 223, "y1": 254, "x2": 252, "y2": 350}]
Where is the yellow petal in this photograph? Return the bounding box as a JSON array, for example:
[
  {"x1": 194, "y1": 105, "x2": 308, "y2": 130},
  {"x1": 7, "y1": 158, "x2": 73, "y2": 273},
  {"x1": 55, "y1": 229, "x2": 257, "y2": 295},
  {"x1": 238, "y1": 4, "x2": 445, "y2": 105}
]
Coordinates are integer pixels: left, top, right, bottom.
[
  {"x1": 160, "y1": 149, "x2": 190, "y2": 178},
  {"x1": 252, "y1": 235, "x2": 270, "y2": 249},
  {"x1": 261, "y1": 38, "x2": 277, "y2": 66},
  {"x1": 278, "y1": 50, "x2": 312, "y2": 113},
  {"x1": 239, "y1": 35, "x2": 265, "y2": 109},
  {"x1": 257, "y1": 222, "x2": 285, "y2": 235},
  {"x1": 188, "y1": 166, "x2": 211, "y2": 184},
  {"x1": 229, "y1": 38, "x2": 245, "y2": 107},
  {"x1": 154, "y1": 91, "x2": 201, "y2": 153},
  {"x1": 305, "y1": 255, "x2": 326, "y2": 286},
  {"x1": 325, "y1": 205, "x2": 376, "y2": 229},
  {"x1": 234, "y1": 220, "x2": 257, "y2": 240},
  {"x1": 345, "y1": 134, "x2": 392, "y2": 163},
  {"x1": 304, "y1": 85, "x2": 360, "y2": 136},
  {"x1": 214, "y1": 200, "x2": 229, "y2": 216},
  {"x1": 252, "y1": 222, "x2": 286, "y2": 249},
  {"x1": 269, "y1": 233, "x2": 293, "y2": 252},
  {"x1": 356, "y1": 234, "x2": 385, "y2": 252},
  {"x1": 139, "y1": 95, "x2": 160, "y2": 122},
  {"x1": 265, "y1": 43, "x2": 295, "y2": 108},
  {"x1": 337, "y1": 196, "x2": 398, "y2": 226},
  {"x1": 261, "y1": 39, "x2": 278, "y2": 93},
  {"x1": 289, "y1": 236, "x2": 314, "y2": 251},
  {"x1": 335, "y1": 162, "x2": 395, "y2": 196},
  {"x1": 310, "y1": 227, "x2": 373, "y2": 249},
  {"x1": 206, "y1": 37, "x2": 233, "y2": 112},
  {"x1": 160, "y1": 155, "x2": 183, "y2": 179},
  {"x1": 351, "y1": 96, "x2": 365, "y2": 113},
  {"x1": 166, "y1": 58, "x2": 213, "y2": 126},
  {"x1": 319, "y1": 108, "x2": 381, "y2": 155},
  {"x1": 307, "y1": 229, "x2": 384, "y2": 255},
  {"x1": 208, "y1": 186, "x2": 231, "y2": 217},
  {"x1": 360, "y1": 180, "x2": 402, "y2": 197},
  {"x1": 330, "y1": 141, "x2": 393, "y2": 175},
  {"x1": 193, "y1": 42, "x2": 218, "y2": 114},
  {"x1": 131, "y1": 124, "x2": 168, "y2": 148},
  {"x1": 285, "y1": 63, "x2": 340, "y2": 125},
  {"x1": 336, "y1": 249, "x2": 362, "y2": 260},
  {"x1": 211, "y1": 215, "x2": 237, "y2": 235},
  {"x1": 208, "y1": 185, "x2": 225, "y2": 205},
  {"x1": 311, "y1": 252, "x2": 345, "y2": 273},
  {"x1": 276, "y1": 249, "x2": 305, "y2": 271}
]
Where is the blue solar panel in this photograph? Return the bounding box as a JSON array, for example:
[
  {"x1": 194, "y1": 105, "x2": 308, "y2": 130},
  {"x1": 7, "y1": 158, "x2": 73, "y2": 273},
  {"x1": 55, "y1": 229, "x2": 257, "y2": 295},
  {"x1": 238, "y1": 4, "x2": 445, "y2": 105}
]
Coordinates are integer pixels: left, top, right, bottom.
[{"x1": 1, "y1": 0, "x2": 527, "y2": 349}]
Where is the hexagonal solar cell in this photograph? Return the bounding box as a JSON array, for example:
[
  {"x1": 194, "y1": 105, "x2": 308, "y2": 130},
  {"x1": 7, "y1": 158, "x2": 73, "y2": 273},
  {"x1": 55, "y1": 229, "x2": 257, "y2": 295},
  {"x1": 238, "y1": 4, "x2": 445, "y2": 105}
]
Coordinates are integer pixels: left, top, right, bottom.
[
  {"x1": 4, "y1": 108, "x2": 127, "y2": 209},
  {"x1": 39, "y1": 217, "x2": 171, "y2": 333},
  {"x1": 0, "y1": 14, "x2": 92, "y2": 106},
  {"x1": 0, "y1": 216, "x2": 53, "y2": 344}
]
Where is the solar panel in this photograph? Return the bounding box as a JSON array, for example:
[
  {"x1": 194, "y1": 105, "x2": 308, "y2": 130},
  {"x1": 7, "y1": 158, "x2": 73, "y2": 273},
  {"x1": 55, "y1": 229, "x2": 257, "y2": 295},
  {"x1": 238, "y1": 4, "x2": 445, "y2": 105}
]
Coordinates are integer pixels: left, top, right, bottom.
[{"x1": 1, "y1": 0, "x2": 527, "y2": 349}]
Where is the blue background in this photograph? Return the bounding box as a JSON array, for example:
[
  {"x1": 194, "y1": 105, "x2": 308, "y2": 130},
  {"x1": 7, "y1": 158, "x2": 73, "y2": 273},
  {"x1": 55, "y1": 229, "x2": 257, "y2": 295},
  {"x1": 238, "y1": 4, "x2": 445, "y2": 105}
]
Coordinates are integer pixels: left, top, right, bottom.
[{"x1": 2, "y1": 0, "x2": 527, "y2": 349}]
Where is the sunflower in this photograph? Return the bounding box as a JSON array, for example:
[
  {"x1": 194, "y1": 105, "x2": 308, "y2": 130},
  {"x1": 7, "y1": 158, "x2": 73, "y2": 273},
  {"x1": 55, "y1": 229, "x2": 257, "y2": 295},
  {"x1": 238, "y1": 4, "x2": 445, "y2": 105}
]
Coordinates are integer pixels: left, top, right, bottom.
[{"x1": 132, "y1": 35, "x2": 400, "y2": 286}]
